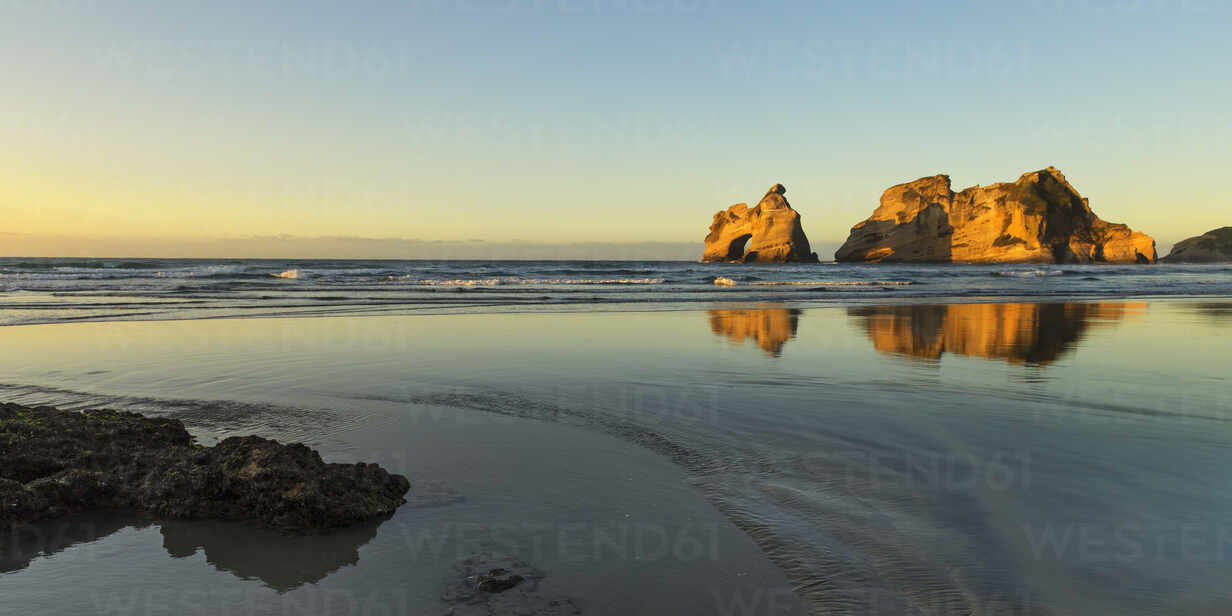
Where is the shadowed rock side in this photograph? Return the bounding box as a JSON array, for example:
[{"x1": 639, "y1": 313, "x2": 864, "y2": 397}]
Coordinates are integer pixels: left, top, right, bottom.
[
  {"x1": 702, "y1": 184, "x2": 819, "y2": 263},
  {"x1": 708, "y1": 307, "x2": 802, "y2": 356},
  {"x1": 848, "y1": 302, "x2": 1144, "y2": 365},
  {"x1": 835, "y1": 167, "x2": 1157, "y2": 264},
  {"x1": 1163, "y1": 227, "x2": 1232, "y2": 262},
  {"x1": 0, "y1": 404, "x2": 410, "y2": 531}
]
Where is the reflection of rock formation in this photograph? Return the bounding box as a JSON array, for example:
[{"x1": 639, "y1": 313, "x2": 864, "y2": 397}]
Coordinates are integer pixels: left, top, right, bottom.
[
  {"x1": 2, "y1": 514, "x2": 385, "y2": 592},
  {"x1": 848, "y1": 302, "x2": 1143, "y2": 365},
  {"x1": 1, "y1": 512, "x2": 141, "y2": 573},
  {"x1": 1186, "y1": 302, "x2": 1232, "y2": 324},
  {"x1": 160, "y1": 517, "x2": 384, "y2": 592},
  {"x1": 708, "y1": 307, "x2": 802, "y2": 356}
]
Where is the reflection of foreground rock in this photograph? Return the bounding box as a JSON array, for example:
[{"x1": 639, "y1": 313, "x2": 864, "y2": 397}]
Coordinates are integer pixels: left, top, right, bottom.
[
  {"x1": 708, "y1": 307, "x2": 802, "y2": 356},
  {"x1": 848, "y1": 302, "x2": 1143, "y2": 365},
  {"x1": 0, "y1": 511, "x2": 137, "y2": 573},
  {"x1": 1, "y1": 513, "x2": 386, "y2": 592},
  {"x1": 1, "y1": 404, "x2": 409, "y2": 531},
  {"x1": 161, "y1": 517, "x2": 383, "y2": 592}
]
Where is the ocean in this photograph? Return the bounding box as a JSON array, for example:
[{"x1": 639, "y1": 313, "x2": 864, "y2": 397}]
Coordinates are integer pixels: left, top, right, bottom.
[
  {"x1": 1, "y1": 257, "x2": 1231, "y2": 325},
  {"x1": 2, "y1": 258, "x2": 1231, "y2": 615}
]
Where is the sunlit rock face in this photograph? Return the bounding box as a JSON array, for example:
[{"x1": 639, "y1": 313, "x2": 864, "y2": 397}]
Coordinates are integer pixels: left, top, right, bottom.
[
  {"x1": 1163, "y1": 227, "x2": 1232, "y2": 262},
  {"x1": 701, "y1": 184, "x2": 819, "y2": 263},
  {"x1": 848, "y1": 302, "x2": 1144, "y2": 365},
  {"x1": 708, "y1": 307, "x2": 801, "y2": 356},
  {"x1": 835, "y1": 167, "x2": 1157, "y2": 264}
]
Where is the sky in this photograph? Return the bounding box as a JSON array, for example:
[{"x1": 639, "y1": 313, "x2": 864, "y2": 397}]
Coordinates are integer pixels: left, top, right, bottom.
[{"x1": 2, "y1": 0, "x2": 1230, "y2": 258}]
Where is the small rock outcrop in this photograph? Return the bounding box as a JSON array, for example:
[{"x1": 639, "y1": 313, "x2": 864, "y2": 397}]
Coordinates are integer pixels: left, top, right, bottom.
[
  {"x1": 835, "y1": 167, "x2": 1157, "y2": 264},
  {"x1": 441, "y1": 553, "x2": 582, "y2": 615},
  {"x1": 0, "y1": 403, "x2": 410, "y2": 531},
  {"x1": 702, "y1": 184, "x2": 819, "y2": 263},
  {"x1": 1162, "y1": 227, "x2": 1232, "y2": 262}
]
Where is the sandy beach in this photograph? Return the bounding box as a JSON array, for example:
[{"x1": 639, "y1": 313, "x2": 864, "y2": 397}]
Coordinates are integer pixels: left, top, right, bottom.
[{"x1": 3, "y1": 299, "x2": 1231, "y2": 614}]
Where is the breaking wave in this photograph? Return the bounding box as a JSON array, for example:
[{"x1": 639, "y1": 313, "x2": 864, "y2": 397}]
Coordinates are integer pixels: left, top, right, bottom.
[
  {"x1": 388, "y1": 277, "x2": 666, "y2": 286},
  {"x1": 990, "y1": 269, "x2": 1065, "y2": 278},
  {"x1": 710, "y1": 278, "x2": 914, "y2": 287},
  {"x1": 750, "y1": 280, "x2": 915, "y2": 286}
]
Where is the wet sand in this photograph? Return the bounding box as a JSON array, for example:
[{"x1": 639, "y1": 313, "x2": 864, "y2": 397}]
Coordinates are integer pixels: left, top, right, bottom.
[
  {"x1": 1, "y1": 396, "x2": 805, "y2": 615},
  {"x1": 2, "y1": 300, "x2": 1232, "y2": 615}
]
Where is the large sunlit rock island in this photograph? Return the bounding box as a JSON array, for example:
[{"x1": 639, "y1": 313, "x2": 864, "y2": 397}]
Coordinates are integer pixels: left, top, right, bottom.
[
  {"x1": 835, "y1": 167, "x2": 1156, "y2": 264},
  {"x1": 701, "y1": 184, "x2": 820, "y2": 263},
  {"x1": 703, "y1": 168, "x2": 1165, "y2": 264}
]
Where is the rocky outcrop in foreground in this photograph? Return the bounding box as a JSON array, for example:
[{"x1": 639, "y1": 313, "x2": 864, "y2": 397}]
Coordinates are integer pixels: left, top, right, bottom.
[
  {"x1": 1162, "y1": 227, "x2": 1232, "y2": 262},
  {"x1": 0, "y1": 403, "x2": 409, "y2": 531},
  {"x1": 835, "y1": 167, "x2": 1156, "y2": 264},
  {"x1": 702, "y1": 184, "x2": 819, "y2": 263}
]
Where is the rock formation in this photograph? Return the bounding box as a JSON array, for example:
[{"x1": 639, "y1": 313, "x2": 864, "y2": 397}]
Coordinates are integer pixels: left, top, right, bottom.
[
  {"x1": 702, "y1": 184, "x2": 819, "y2": 263},
  {"x1": 0, "y1": 404, "x2": 410, "y2": 531},
  {"x1": 835, "y1": 167, "x2": 1156, "y2": 264},
  {"x1": 441, "y1": 553, "x2": 582, "y2": 615},
  {"x1": 1162, "y1": 227, "x2": 1232, "y2": 262}
]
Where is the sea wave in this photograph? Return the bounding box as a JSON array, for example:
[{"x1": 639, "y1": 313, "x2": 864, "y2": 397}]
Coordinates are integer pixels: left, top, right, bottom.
[
  {"x1": 707, "y1": 277, "x2": 913, "y2": 287},
  {"x1": 392, "y1": 277, "x2": 667, "y2": 286},
  {"x1": 750, "y1": 280, "x2": 915, "y2": 287},
  {"x1": 535, "y1": 268, "x2": 662, "y2": 277},
  {"x1": 990, "y1": 269, "x2": 1064, "y2": 278}
]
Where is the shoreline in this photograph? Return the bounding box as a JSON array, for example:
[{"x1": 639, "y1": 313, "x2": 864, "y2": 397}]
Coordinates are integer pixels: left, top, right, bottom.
[{"x1": 4, "y1": 290, "x2": 1232, "y2": 329}]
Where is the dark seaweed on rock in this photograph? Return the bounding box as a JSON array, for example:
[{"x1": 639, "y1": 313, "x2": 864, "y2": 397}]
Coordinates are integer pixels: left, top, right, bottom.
[{"x1": 0, "y1": 403, "x2": 409, "y2": 531}]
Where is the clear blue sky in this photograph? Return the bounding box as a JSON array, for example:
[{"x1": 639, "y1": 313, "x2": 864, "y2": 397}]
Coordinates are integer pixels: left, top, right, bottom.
[{"x1": 3, "y1": 0, "x2": 1229, "y2": 255}]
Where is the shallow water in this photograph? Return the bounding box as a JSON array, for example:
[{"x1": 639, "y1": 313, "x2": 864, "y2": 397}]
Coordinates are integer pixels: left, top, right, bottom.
[{"x1": 2, "y1": 298, "x2": 1231, "y2": 615}]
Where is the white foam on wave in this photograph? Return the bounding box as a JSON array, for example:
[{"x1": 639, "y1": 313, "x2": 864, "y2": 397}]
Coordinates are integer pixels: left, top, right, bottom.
[
  {"x1": 997, "y1": 269, "x2": 1064, "y2": 278},
  {"x1": 389, "y1": 277, "x2": 665, "y2": 286},
  {"x1": 748, "y1": 280, "x2": 914, "y2": 286},
  {"x1": 713, "y1": 277, "x2": 737, "y2": 286},
  {"x1": 274, "y1": 269, "x2": 301, "y2": 279},
  {"x1": 2, "y1": 264, "x2": 249, "y2": 280},
  {"x1": 537, "y1": 278, "x2": 664, "y2": 285},
  {"x1": 410, "y1": 278, "x2": 500, "y2": 286}
]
